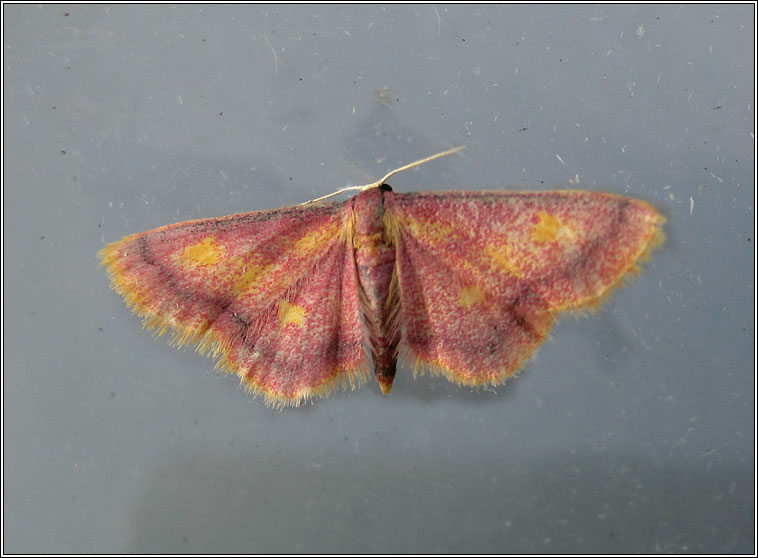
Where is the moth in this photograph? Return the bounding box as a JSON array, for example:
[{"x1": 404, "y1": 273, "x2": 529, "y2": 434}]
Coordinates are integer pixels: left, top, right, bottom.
[{"x1": 100, "y1": 147, "x2": 664, "y2": 407}]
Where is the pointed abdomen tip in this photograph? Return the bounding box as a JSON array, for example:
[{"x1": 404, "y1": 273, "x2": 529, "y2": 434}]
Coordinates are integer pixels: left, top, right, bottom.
[{"x1": 378, "y1": 378, "x2": 394, "y2": 395}]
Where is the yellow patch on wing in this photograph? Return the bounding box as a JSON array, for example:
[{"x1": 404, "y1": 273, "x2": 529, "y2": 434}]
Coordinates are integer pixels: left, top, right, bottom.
[
  {"x1": 458, "y1": 284, "x2": 485, "y2": 309},
  {"x1": 278, "y1": 300, "x2": 305, "y2": 329},
  {"x1": 235, "y1": 219, "x2": 344, "y2": 298},
  {"x1": 295, "y1": 222, "x2": 341, "y2": 255},
  {"x1": 484, "y1": 242, "x2": 525, "y2": 279},
  {"x1": 176, "y1": 236, "x2": 225, "y2": 267},
  {"x1": 403, "y1": 215, "x2": 457, "y2": 243},
  {"x1": 531, "y1": 211, "x2": 576, "y2": 244},
  {"x1": 233, "y1": 262, "x2": 269, "y2": 297}
]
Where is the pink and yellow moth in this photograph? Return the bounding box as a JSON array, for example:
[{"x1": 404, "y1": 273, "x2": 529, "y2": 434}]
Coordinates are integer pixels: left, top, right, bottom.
[{"x1": 100, "y1": 146, "x2": 664, "y2": 407}]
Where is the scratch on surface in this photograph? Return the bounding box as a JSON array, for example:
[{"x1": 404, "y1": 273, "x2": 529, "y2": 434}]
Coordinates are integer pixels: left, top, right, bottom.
[
  {"x1": 431, "y1": 5, "x2": 441, "y2": 37},
  {"x1": 264, "y1": 35, "x2": 279, "y2": 77}
]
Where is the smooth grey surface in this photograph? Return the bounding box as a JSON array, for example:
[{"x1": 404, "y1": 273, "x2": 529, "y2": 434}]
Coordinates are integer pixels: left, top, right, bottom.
[{"x1": 3, "y1": 4, "x2": 754, "y2": 553}]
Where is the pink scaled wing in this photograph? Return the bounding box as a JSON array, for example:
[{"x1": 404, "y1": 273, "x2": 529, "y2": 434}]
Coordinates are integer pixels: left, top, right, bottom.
[
  {"x1": 100, "y1": 201, "x2": 368, "y2": 407},
  {"x1": 385, "y1": 190, "x2": 664, "y2": 387}
]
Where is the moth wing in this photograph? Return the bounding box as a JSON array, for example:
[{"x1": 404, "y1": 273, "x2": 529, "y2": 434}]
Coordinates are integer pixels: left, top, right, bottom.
[
  {"x1": 385, "y1": 190, "x2": 663, "y2": 386},
  {"x1": 100, "y1": 201, "x2": 368, "y2": 406}
]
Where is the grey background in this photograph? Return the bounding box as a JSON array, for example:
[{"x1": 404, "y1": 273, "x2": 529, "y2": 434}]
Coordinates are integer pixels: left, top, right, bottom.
[{"x1": 3, "y1": 4, "x2": 754, "y2": 554}]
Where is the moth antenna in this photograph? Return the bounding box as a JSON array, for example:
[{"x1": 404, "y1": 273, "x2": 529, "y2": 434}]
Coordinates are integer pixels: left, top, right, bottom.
[
  {"x1": 302, "y1": 145, "x2": 466, "y2": 205},
  {"x1": 305, "y1": 185, "x2": 367, "y2": 205},
  {"x1": 375, "y1": 145, "x2": 466, "y2": 186}
]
